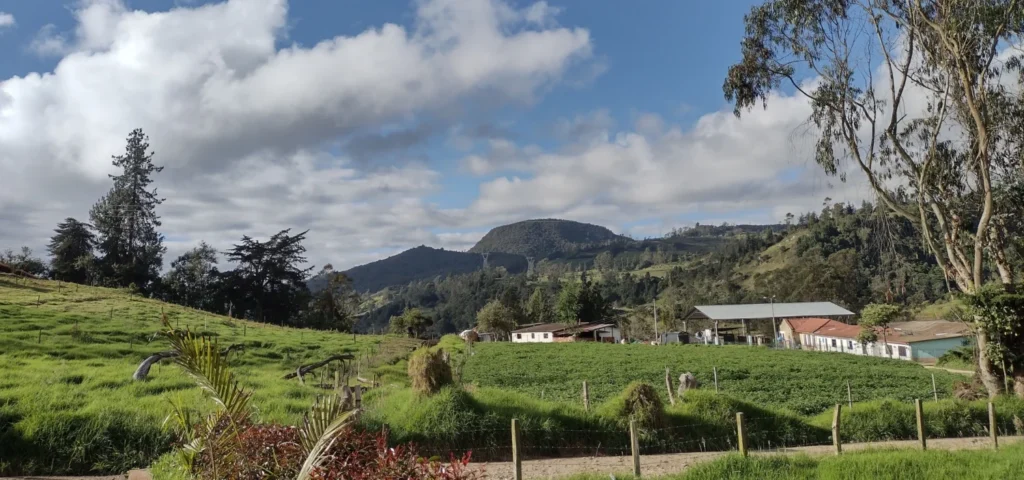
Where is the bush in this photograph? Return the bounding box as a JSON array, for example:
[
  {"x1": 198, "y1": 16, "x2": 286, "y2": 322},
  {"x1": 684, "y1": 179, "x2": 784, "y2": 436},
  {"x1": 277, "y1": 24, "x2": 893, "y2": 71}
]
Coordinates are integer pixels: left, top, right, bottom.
[
  {"x1": 189, "y1": 422, "x2": 480, "y2": 480},
  {"x1": 409, "y1": 348, "x2": 453, "y2": 395},
  {"x1": 602, "y1": 382, "x2": 665, "y2": 431}
]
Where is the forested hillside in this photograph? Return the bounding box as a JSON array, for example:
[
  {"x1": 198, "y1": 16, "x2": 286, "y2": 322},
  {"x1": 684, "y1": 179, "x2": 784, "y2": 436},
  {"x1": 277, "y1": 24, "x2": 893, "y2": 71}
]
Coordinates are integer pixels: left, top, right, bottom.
[
  {"x1": 360, "y1": 201, "x2": 981, "y2": 337},
  {"x1": 469, "y1": 218, "x2": 628, "y2": 258},
  {"x1": 330, "y1": 246, "x2": 526, "y2": 292}
]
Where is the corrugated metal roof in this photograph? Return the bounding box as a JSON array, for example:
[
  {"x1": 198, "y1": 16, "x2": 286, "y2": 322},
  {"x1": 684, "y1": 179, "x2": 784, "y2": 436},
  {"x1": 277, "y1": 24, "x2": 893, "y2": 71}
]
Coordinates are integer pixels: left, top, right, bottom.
[
  {"x1": 687, "y1": 302, "x2": 854, "y2": 321},
  {"x1": 886, "y1": 321, "x2": 971, "y2": 344}
]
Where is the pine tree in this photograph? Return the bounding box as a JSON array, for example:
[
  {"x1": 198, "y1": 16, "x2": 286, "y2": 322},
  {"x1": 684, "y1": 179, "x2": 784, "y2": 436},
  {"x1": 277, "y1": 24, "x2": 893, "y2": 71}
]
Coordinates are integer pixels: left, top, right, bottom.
[
  {"x1": 90, "y1": 129, "x2": 166, "y2": 292},
  {"x1": 47, "y1": 218, "x2": 97, "y2": 284}
]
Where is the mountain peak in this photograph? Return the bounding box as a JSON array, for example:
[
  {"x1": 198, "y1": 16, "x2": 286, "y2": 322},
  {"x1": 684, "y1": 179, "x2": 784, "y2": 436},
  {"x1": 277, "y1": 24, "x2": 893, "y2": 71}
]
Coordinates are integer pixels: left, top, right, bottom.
[{"x1": 469, "y1": 218, "x2": 627, "y2": 258}]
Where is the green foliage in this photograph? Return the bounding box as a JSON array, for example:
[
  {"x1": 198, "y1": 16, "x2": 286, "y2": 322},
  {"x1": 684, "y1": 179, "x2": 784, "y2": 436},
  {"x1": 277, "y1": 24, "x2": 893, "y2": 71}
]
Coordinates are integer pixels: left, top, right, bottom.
[
  {"x1": 89, "y1": 129, "x2": 166, "y2": 293},
  {"x1": 161, "y1": 242, "x2": 220, "y2": 312},
  {"x1": 390, "y1": 308, "x2": 434, "y2": 338},
  {"x1": 962, "y1": 284, "x2": 1024, "y2": 371},
  {"x1": 461, "y1": 342, "x2": 960, "y2": 415},
  {"x1": 0, "y1": 246, "x2": 48, "y2": 277},
  {"x1": 672, "y1": 443, "x2": 1024, "y2": 480},
  {"x1": 475, "y1": 300, "x2": 517, "y2": 340},
  {"x1": 556, "y1": 272, "x2": 609, "y2": 326},
  {"x1": 0, "y1": 278, "x2": 417, "y2": 476},
  {"x1": 469, "y1": 218, "x2": 628, "y2": 258},
  {"x1": 936, "y1": 346, "x2": 975, "y2": 371},
  {"x1": 526, "y1": 287, "x2": 553, "y2": 324},
  {"x1": 318, "y1": 245, "x2": 526, "y2": 293},
  {"x1": 606, "y1": 382, "x2": 665, "y2": 431},
  {"x1": 407, "y1": 348, "x2": 452, "y2": 395},
  {"x1": 304, "y1": 265, "x2": 360, "y2": 332},
  {"x1": 47, "y1": 218, "x2": 97, "y2": 284},
  {"x1": 224, "y1": 229, "x2": 314, "y2": 324}
]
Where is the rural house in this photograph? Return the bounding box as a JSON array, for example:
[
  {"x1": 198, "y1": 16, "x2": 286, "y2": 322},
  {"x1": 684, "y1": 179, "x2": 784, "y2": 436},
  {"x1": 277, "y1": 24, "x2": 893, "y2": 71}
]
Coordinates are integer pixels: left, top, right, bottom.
[
  {"x1": 684, "y1": 302, "x2": 855, "y2": 346},
  {"x1": 511, "y1": 323, "x2": 622, "y2": 344},
  {"x1": 785, "y1": 318, "x2": 970, "y2": 362}
]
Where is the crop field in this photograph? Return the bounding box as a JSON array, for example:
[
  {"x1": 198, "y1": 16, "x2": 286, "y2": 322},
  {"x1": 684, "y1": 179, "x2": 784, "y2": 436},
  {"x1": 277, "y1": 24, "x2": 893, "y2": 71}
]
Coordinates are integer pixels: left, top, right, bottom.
[
  {"x1": 462, "y1": 342, "x2": 962, "y2": 415},
  {"x1": 0, "y1": 277, "x2": 419, "y2": 476}
]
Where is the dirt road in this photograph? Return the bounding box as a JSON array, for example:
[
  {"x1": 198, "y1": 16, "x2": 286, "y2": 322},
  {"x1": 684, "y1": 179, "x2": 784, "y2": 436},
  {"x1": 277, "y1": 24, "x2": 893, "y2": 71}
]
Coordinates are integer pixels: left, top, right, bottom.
[
  {"x1": 4, "y1": 437, "x2": 1018, "y2": 480},
  {"x1": 475, "y1": 435, "x2": 1021, "y2": 479}
]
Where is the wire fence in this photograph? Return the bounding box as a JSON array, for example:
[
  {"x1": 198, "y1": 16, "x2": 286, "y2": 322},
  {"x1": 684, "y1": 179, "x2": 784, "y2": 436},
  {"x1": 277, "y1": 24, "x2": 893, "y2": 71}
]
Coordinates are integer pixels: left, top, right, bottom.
[{"x1": 409, "y1": 401, "x2": 1020, "y2": 479}]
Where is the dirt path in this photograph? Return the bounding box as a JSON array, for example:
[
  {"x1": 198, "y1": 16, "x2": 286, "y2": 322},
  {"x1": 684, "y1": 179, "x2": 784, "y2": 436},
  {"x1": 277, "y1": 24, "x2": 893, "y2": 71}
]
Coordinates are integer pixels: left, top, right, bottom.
[
  {"x1": 4, "y1": 437, "x2": 1018, "y2": 480},
  {"x1": 924, "y1": 365, "x2": 974, "y2": 376},
  {"x1": 475, "y1": 435, "x2": 1021, "y2": 479}
]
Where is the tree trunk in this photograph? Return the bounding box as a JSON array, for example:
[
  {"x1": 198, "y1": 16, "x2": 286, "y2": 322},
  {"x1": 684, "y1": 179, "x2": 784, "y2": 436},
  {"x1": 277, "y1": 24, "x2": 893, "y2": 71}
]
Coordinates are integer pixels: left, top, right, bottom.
[{"x1": 975, "y1": 328, "x2": 1004, "y2": 398}]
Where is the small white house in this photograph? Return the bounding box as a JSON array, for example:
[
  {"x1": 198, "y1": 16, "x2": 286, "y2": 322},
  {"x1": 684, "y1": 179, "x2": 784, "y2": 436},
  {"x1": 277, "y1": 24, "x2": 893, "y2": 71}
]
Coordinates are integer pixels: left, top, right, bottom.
[
  {"x1": 511, "y1": 323, "x2": 621, "y2": 344},
  {"x1": 785, "y1": 318, "x2": 970, "y2": 363}
]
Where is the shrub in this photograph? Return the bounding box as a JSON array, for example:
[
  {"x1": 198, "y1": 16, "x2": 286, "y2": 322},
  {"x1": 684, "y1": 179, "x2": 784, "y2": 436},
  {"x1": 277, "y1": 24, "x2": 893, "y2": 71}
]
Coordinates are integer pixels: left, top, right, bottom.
[
  {"x1": 409, "y1": 348, "x2": 453, "y2": 395},
  {"x1": 191, "y1": 423, "x2": 481, "y2": 480},
  {"x1": 604, "y1": 382, "x2": 664, "y2": 430}
]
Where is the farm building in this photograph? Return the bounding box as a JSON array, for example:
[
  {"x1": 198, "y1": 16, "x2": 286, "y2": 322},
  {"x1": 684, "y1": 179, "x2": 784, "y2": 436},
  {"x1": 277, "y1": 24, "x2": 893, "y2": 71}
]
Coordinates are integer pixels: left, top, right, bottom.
[
  {"x1": 511, "y1": 323, "x2": 622, "y2": 344},
  {"x1": 784, "y1": 318, "x2": 970, "y2": 362},
  {"x1": 684, "y1": 301, "x2": 854, "y2": 346}
]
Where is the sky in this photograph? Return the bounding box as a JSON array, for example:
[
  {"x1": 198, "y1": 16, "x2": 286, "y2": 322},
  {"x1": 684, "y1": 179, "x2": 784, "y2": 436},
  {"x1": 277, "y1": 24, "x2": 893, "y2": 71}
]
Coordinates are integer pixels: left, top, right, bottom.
[{"x1": 0, "y1": 0, "x2": 876, "y2": 271}]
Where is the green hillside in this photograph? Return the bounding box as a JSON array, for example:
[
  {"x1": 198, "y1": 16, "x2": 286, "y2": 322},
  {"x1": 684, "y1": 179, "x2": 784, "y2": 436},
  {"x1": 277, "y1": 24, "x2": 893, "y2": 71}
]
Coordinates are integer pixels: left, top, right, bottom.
[
  {"x1": 469, "y1": 218, "x2": 629, "y2": 258},
  {"x1": 0, "y1": 277, "x2": 419, "y2": 476},
  {"x1": 312, "y1": 245, "x2": 526, "y2": 293}
]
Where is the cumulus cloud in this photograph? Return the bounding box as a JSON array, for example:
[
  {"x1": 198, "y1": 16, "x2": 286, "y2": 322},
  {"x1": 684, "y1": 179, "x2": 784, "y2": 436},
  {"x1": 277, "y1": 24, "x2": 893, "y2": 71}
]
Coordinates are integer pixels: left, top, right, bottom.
[
  {"x1": 465, "y1": 90, "x2": 874, "y2": 232},
  {"x1": 0, "y1": 12, "x2": 14, "y2": 28},
  {"x1": 0, "y1": 0, "x2": 594, "y2": 269}
]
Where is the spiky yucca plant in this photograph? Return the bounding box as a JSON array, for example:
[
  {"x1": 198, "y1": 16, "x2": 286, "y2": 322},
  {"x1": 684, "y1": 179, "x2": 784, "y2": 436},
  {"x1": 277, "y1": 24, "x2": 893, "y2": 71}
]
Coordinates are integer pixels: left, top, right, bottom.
[{"x1": 161, "y1": 318, "x2": 357, "y2": 479}]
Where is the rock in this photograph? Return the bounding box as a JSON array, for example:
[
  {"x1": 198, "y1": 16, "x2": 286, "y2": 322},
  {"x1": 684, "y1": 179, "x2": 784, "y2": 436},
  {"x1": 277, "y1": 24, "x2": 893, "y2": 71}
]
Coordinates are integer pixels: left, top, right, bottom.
[{"x1": 677, "y1": 372, "x2": 699, "y2": 397}]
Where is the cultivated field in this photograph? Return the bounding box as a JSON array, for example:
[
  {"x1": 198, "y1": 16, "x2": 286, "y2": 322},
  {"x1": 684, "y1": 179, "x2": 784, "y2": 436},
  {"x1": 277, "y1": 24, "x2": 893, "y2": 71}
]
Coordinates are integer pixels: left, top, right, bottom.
[
  {"x1": 462, "y1": 342, "x2": 962, "y2": 414},
  {"x1": 0, "y1": 277, "x2": 418, "y2": 476}
]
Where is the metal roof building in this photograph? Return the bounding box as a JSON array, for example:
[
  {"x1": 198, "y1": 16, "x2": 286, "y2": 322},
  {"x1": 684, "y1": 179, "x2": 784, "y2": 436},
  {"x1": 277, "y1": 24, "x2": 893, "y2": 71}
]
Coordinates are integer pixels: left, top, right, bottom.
[{"x1": 684, "y1": 302, "x2": 854, "y2": 321}]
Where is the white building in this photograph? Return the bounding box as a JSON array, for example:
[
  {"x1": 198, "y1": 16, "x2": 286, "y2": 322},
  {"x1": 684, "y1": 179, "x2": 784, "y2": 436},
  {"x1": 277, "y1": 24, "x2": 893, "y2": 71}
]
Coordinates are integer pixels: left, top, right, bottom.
[
  {"x1": 782, "y1": 318, "x2": 970, "y2": 363},
  {"x1": 511, "y1": 323, "x2": 622, "y2": 344}
]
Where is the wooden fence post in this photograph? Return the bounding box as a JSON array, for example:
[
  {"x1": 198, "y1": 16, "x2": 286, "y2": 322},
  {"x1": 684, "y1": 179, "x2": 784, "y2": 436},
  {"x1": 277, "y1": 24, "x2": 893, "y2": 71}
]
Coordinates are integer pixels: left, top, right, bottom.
[
  {"x1": 354, "y1": 385, "x2": 362, "y2": 407},
  {"x1": 38, "y1": 329, "x2": 42, "y2": 344},
  {"x1": 736, "y1": 412, "x2": 748, "y2": 457},
  {"x1": 832, "y1": 404, "x2": 842, "y2": 455},
  {"x1": 846, "y1": 380, "x2": 852, "y2": 408},
  {"x1": 665, "y1": 367, "x2": 675, "y2": 405},
  {"x1": 713, "y1": 367, "x2": 719, "y2": 393},
  {"x1": 582, "y1": 381, "x2": 590, "y2": 411},
  {"x1": 989, "y1": 401, "x2": 999, "y2": 450},
  {"x1": 931, "y1": 374, "x2": 938, "y2": 401},
  {"x1": 511, "y1": 419, "x2": 522, "y2": 480},
  {"x1": 629, "y1": 418, "x2": 641, "y2": 477},
  {"x1": 915, "y1": 399, "x2": 926, "y2": 450},
  {"x1": 335, "y1": 368, "x2": 341, "y2": 390}
]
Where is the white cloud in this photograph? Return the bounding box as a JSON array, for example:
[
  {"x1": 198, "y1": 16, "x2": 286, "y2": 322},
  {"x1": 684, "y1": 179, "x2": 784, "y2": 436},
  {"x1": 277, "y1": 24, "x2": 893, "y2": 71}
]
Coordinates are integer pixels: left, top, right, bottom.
[
  {"x1": 0, "y1": 12, "x2": 15, "y2": 28},
  {"x1": 0, "y1": 0, "x2": 594, "y2": 270},
  {"x1": 465, "y1": 90, "x2": 873, "y2": 231}
]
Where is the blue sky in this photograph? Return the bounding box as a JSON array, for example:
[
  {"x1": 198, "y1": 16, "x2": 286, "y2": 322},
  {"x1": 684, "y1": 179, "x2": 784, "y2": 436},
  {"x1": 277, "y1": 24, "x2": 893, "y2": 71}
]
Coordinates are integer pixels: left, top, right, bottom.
[{"x1": 0, "y1": 0, "x2": 866, "y2": 269}]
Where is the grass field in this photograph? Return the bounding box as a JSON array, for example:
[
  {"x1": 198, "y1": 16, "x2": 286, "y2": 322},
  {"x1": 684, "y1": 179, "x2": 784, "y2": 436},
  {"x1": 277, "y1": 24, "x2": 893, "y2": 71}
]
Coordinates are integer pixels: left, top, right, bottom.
[
  {"x1": 461, "y1": 342, "x2": 962, "y2": 415},
  {"x1": 562, "y1": 442, "x2": 1024, "y2": 479},
  {"x1": 0, "y1": 277, "x2": 419, "y2": 476}
]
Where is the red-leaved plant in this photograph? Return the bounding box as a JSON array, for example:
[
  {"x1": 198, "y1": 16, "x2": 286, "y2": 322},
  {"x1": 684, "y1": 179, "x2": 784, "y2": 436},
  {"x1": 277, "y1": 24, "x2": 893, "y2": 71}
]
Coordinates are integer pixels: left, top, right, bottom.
[{"x1": 191, "y1": 423, "x2": 480, "y2": 480}]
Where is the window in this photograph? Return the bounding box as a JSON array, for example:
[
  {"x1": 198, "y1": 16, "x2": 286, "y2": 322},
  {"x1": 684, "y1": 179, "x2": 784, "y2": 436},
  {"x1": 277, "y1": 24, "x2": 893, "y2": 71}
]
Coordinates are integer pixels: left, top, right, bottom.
[
  {"x1": 848, "y1": 341, "x2": 854, "y2": 349},
  {"x1": 831, "y1": 339, "x2": 837, "y2": 347},
  {"x1": 516, "y1": 334, "x2": 522, "y2": 340},
  {"x1": 898, "y1": 346, "x2": 908, "y2": 358},
  {"x1": 543, "y1": 333, "x2": 549, "y2": 339},
  {"x1": 531, "y1": 333, "x2": 535, "y2": 339},
  {"x1": 885, "y1": 345, "x2": 893, "y2": 355}
]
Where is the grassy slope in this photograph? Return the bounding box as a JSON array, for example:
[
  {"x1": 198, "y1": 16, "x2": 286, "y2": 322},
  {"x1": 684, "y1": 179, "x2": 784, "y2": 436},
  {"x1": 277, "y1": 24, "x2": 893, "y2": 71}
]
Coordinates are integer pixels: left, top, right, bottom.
[
  {"x1": 462, "y1": 342, "x2": 961, "y2": 415},
  {"x1": 0, "y1": 277, "x2": 418, "y2": 475},
  {"x1": 562, "y1": 442, "x2": 1024, "y2": 479}
]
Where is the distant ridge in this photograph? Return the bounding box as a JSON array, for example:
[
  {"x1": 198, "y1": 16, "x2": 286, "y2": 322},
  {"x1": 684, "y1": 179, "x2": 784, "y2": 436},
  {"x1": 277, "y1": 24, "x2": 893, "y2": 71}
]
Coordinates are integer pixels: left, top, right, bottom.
[
  {"x1": 469, "y1": 219, "x2": 628, "y2": 259},
  {"x1": 329, "y1": 246, "x2": 526, "y2": 292}
]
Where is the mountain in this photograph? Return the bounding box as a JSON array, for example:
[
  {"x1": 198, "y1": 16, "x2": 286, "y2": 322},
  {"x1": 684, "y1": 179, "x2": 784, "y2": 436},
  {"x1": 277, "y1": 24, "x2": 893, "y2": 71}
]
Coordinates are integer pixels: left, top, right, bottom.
[
  {"x1": 332, "y1": 246, "x2": 527, "y2": 293},
  {"x1": 469, "y1": 219, "x2": 629, "y2": 259}
]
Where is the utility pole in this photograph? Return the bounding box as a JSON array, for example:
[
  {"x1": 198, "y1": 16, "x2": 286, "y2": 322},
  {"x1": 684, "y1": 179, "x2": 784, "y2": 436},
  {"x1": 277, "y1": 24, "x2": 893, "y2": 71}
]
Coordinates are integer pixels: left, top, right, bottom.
[
  {"x1": 764, "y1": 295, "x2": 778, "y2": 347},
  {"x1": 653, "y1": 300, "x2": 659, "y2": 343}
]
